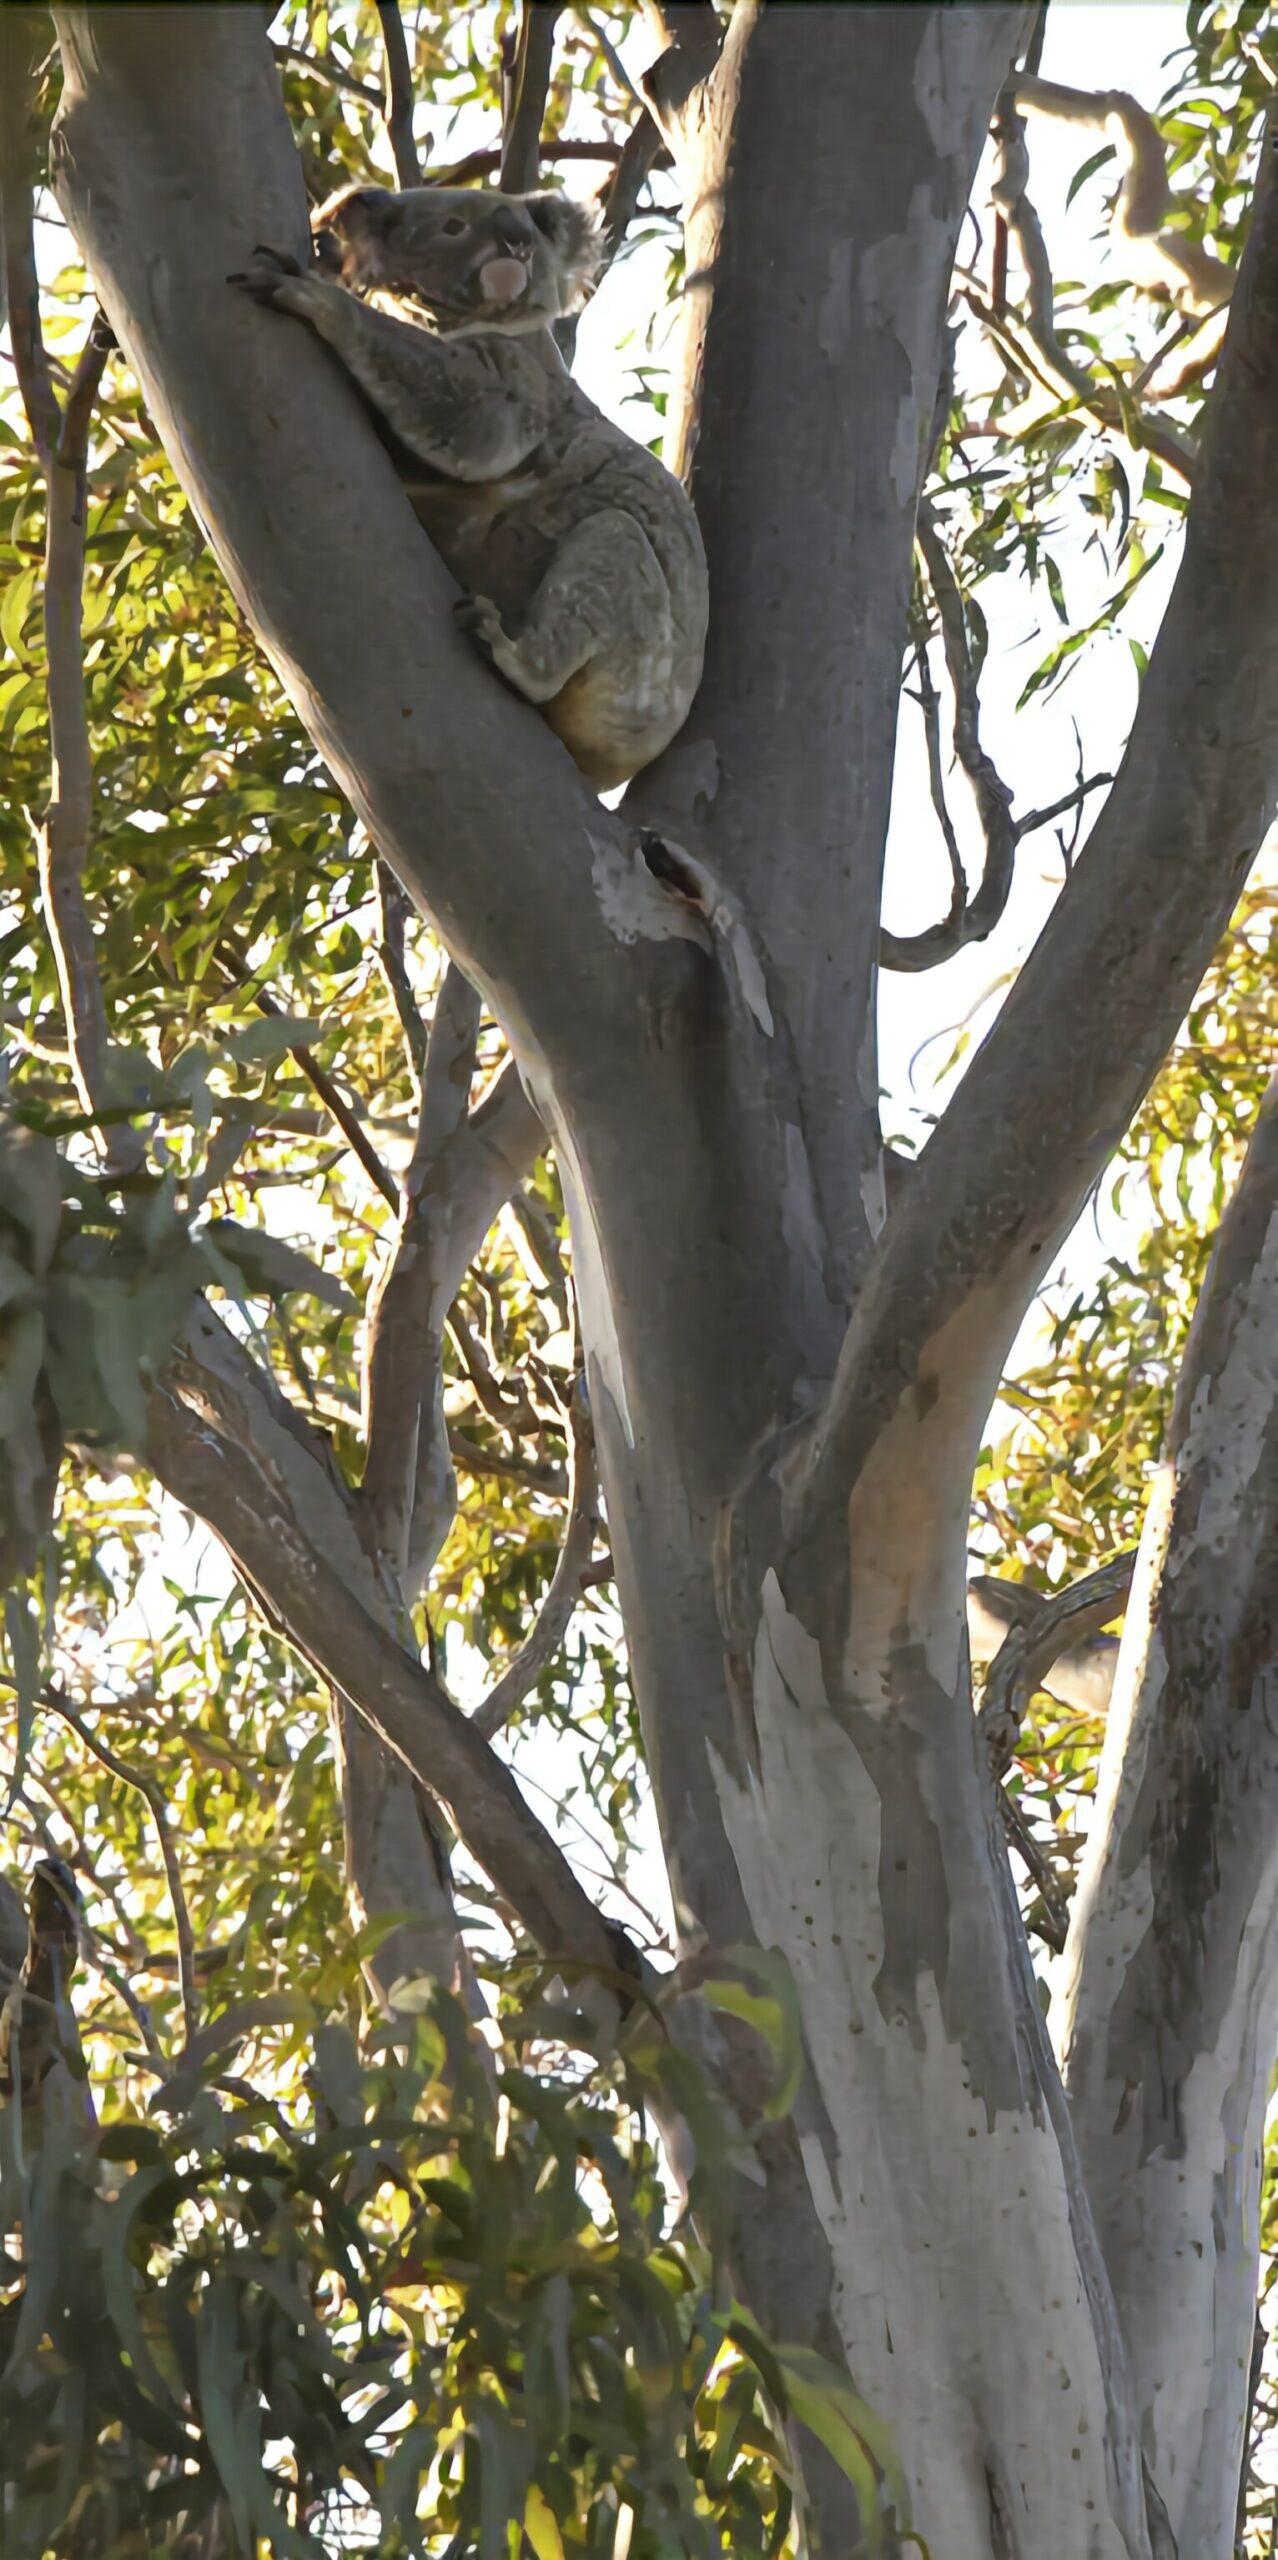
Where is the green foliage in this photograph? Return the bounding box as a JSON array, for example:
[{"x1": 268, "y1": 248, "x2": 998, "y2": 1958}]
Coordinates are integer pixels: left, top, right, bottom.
[
  {"x1": 930, "y1": 0, "x2": 1270, "y2": 702},
  {"x1": 0, "y1": 1995, "x2": 805, "y2": 2559}
]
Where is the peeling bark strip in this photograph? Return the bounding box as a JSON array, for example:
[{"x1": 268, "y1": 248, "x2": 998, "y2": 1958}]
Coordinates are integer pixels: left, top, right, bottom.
[{"x1": 1058, "y1": 1077, "x2": 1278, "y2": 2554}]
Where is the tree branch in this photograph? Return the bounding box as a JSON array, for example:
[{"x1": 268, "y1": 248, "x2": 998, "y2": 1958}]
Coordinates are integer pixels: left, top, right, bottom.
[
  {"x1": 375, "y1": 3, "x2": 421, "y2": 187},
  {"x1": 374, "y1": 858, "x2": 428, "y2": 1085},
  {"x1": 1011, "y1": 74, "x2": 1235, "y2": 320},
  {"x1": 883, "y1": 611, "x2": 1111, "y2": 974},
  {"x1": 271, "y1": 39, "x2": 383, "y2": 110},
  {"x1": 500, "y1": 3, "x2": 562, "y2": 195},
  {"x1": 575, "y1": 6, "x2": 643, "y2": 107},
  {"x1": 635, "y1": 1, "x2": 725, "y2": 160},
  {"x1": 1012, "y1": 771, "x2": 1112, "y2": 843},
  {"x1": 43, "y1": 1686, "x2": 199, "y2": 2047},
  {"x1": 1054, "y1": 1074, "x2": 1278, "y2": 2551},
  {"x1": 426, "y1": 137, "x2": 623, "y2": 186},
  {"x1": 596, "y1": 105, "x2": 666, "y2": 272},
  {"x1": 796, "y1": 107, "x2": 1278, "y2": 1556},
  {"x1": 0, "y1": 15, "x2": 60, "y2": 463},
  {"x1": 146, "y1": 1304, "x2": 616, "y2": 1975},
  {"x1": 967, "y1": 1569, "x2": 1122, "y2": 1718},
  {"x1": 998, "y1": 1788, "x2": 1069, "y2": 1953},
  {"x1": 409, "y1": 959, "x2": 482, "y2": 1190},
  {"x1": 472, "y1": 1381, "x2": 599, "y2": 1738},
  {"x1": 983, "y1": 90, "x2": 1196, "y2": 486},
  {"x1": 880, "y1": 501, "x2": 1016, "y2": 972},
  {"x1": 1, "y1": 42, "x2": 140, "y2": 1172},
  {"x1": 218, "y1": 952, "x2": 399, "y2": 1207},
  {"x1": 449, "y1": 1426, "x2": 566, "y2": 1495},
  {"x1": 359, "y1": 1057, "x2": 543, "y2": 1585},
  {"x1": 978, "y1": 1547, "x2": 1135, "y2": 1777}
]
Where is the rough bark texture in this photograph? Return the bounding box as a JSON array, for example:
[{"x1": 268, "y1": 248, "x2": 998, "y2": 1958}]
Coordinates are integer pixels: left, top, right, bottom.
[
  {"x1": 50, "y1": 7, "x2": 1278, "y2": 2553},
  {"x1": 1057, "y1": 1077, "x2": 1278, "y2": 2552}
]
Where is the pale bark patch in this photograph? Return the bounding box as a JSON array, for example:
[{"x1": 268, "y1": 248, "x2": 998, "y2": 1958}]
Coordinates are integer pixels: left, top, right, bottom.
[
  {"x1": 708, "y1": 1572, "x2": 1142, "y2": 2558},
  {"x1": 840, "y1": 1286, "x2": 1007, "y2": 1697},
  {"x1": 1053, "y1": 1465, "x2": 1175, "y2": 2067},
  {"x1": 858, "y1": 189, "x2": 951, "y2": 505}
]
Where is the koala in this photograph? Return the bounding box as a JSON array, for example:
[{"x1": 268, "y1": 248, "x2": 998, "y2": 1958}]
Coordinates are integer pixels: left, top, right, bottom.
[{"x1": 232, "y1": 185, "x2": 709, "y2": 789}]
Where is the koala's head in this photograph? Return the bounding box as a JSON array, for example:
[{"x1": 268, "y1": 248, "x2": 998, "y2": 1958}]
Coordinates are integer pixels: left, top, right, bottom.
[{"x1": 311, "y1": 184, "x2": 600, "y2": 334}]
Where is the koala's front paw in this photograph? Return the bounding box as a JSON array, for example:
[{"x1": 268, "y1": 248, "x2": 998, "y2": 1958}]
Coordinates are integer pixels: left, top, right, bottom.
[
  {"x1": 454, "y1": 594, "x2": 506, "y2": 665},
  {"x1": 227, "y1": 245, "x2": 306, "y2": 305}
]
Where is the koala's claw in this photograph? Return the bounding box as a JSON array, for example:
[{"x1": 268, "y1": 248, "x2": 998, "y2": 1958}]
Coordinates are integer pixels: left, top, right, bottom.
[
  {"x1": 454, "y1": 594, "x2": 505, "y2": 661},
  {"x1": 228, "y1": 244, "x2": 305, "y2": 301}
]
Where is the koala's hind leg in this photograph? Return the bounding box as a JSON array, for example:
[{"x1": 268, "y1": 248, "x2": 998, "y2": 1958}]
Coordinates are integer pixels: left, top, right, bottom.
[{"x1": 461, "y1": 510, "x2": 668, "y2": 706}]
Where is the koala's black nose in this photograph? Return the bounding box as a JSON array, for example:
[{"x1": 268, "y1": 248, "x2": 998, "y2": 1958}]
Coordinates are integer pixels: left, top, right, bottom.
[{"x1": 493, "y1": 211, "x2": 535, "y2": 256}]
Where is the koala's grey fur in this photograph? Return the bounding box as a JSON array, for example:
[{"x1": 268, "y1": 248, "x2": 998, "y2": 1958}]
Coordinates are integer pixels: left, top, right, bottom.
[{"x1": 233, "y1": 186, "x2": 708, "y2": 789}]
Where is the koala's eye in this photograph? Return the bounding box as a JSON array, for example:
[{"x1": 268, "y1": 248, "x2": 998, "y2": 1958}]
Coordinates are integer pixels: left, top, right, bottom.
[{"x1": 441, "y1": 217, "x2": 468, "y2": 237}]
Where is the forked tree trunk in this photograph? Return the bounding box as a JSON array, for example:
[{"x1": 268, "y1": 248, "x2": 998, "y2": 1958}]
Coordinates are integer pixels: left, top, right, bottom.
[{"x1": 51, "y1": 8, "x2": 1278, "y2": 2553}]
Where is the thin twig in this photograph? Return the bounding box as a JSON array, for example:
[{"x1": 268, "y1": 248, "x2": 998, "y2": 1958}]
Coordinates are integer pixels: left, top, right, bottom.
[
  {"x1": 218, "y1": 948, "x2": 398, "y2": 1208},
  {"x1": 84, "y1": 1939, "x2": 165, "y2": 2068},
  {"x1": 880, "y1": 503, "x2": 1016, "y2": 973},
  {"x1": 1013, "y1": 773, "x2": 1113, "y2": 842},
  {"x1": 979, "y1": 89, "x2": 1196, "y2": 487},
  {"x1": 472, "y1": 1382, "x2": 599, "y2": 1739},
  {"x1": 999, "y1": 1790, "x2": 1069, "y2": 1952},
  {"x1": 0, "y1": 22, "x2": 59, "y2": 464},
  {"x1": 425, "y1": 137, "x2": 623, "y2": 186},
  {"x1": 1, "y1": 70, "x2": 140, "y2": 1174},
  {"x1": 574, "y1": 6, "x2": 643, "y2": 106},
  {"x1": 257, "y1": 991, "x2": 396, "y2": 1206},
  {"x1": 45, "y1": 1688, "x2": 200, "y2": 2047},
  {"x1": 409, "y1": 961, "x2": 481, "y2": 1194},
  {"x1": 596, "y1": 105, "x2": 666, "y2": 272},
  {"x1": 358, "y1": 961, "x2": 479, "y2": 1573},
  {"x1": 271, "y1": 38, "x2": 384, "y2": 108},
  {"x1": 448, "y1": 1428, "x2": 567, "y2": 1495},
  {"x1": 910, "y1": 636, "x2": 966, "y2": 912},
  {"x1": 501, "y1": 2, "x2": 562, "y2": 194},
  {"x1": 374, "y1": 860, "x2": 429, "y2": 1086},
  {"x1": 508, "y1": 1184, "x2": 570, "y2": 1321},
  {"x1": 376, "y1": 2, "x2": 422, "y2": 186},
  {"x1": 448, "y1": 1300, "x2": 539, "y2": 1430},
  {"x1": 37, "y1": 311, "x2": 130, "y2": 1156}
]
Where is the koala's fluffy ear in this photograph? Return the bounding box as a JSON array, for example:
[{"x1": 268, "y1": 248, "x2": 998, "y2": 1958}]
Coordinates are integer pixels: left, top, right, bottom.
[
  {"x1": 311, "y1": 183, "x2": 397, "y2": 238},
  {"x1": 525, "y1": 192, "x2": 602, "y2": 309}
]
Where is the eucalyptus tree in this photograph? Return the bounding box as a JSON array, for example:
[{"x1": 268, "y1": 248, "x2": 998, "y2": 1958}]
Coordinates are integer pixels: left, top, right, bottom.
[{"x1": 0, "y1": 4, "x2": 1275, "y2": 2554}]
